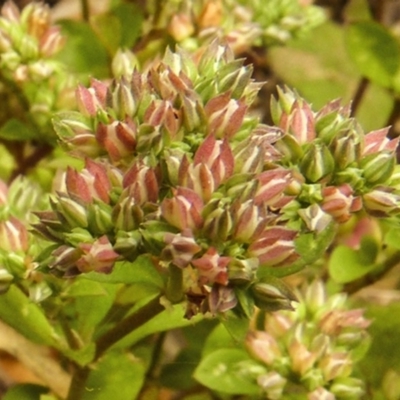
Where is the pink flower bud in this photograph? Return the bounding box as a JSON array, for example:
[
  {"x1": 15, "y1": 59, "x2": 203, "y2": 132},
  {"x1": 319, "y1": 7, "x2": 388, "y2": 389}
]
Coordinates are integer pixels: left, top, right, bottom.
[
  {"x1": 123, "y1": 163, "x2": 159, "y2": 205},
  {"x1": 0, "y1": 217, "x2": 28, "y2": 252},
  {"x1": 288, "y1": 339, "x2": 317, "y2": 375},
  {"x1": 246, "y1": 330, "x2": 281, "y2": 366},
  {"x1": 144, "y1": 100, "x2": 179, "y2": 136},
  {"x1": 39, "y1": 25, "x2": 65, "y2": 56},
  {"x1": 96, "y1": 119, "x2": 137, "y2": 161},
  {"x1": 161, "y1": 187, "x2": 203, "y2": 231},
  {"x1": 205, "y1": 92, "x2": 247, "y2": 138},
  {"x1": 321, "y1": 184, "x2": 360, "y2": 223},
  {"x1": 76, "y1": 82, "x2": 107, "y2": 117},
  {"x1": 363, "y1": 188, "x2": 400, "y2": 217},
  {"x1": 254, "y1": 168, "x2": 291, "y2": 206},
  {"x1": 194, "y1": 134, "x2": 235, "y2": 184},
  {"x1": 308, "y1": 387, "x2": 335, "y2": 400},
  {"x1": 363, "y1": 127, "x2": 398, "y2": 155},
  {"x1": 192, "y1": 247, "x2": 230, "y2": 285},
  {"x1": 206, "y1": 284, "x2": 237, "y2": 314},
  {"x1": 65, "y1": 159, "x2": 111, "y2": 204},
  {"x1": 162, "y1": 230, "x2": 202, "y2": 269},
  {"x1": 319, "y1": 352, "x2": 352, "y2": 381},
  {"x1": 77, "y1": 235, "x2": 119, "y2": 273},
  {"x1": 248, "y1": 226, "x2": 298, "y2": 267}
]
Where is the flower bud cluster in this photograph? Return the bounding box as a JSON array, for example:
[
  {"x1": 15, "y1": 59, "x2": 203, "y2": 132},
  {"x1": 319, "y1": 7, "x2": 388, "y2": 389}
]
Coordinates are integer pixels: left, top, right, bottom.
[
  {"x1": 246, "y1": 280, "x2": 370, "y2": 399},
  {"x1": 271, "y1": 87, "x2": 400, "y2": 230},
  {"x1": 161, "y1": 0, "x2": 324, "y2": 53},
  {"x1": 0, "y1": 1, "x2": 65, "y2": 80},
  {"x1": 0, "y1": 177, "x2": 49, "y2": 299},
  {"x1": 45, "y1": 43, "x2": 301, "y2": 317}
]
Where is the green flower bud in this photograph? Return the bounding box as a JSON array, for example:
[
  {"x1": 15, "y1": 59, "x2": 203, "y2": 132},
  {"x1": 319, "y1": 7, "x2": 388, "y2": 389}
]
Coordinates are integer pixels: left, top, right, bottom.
[
  {"x1": 111, "y1": 48, "x2": 139, "y2": 78},
  {"x1": 330, "y1": 377, "x2": 365, "y2": 398},
  {"x1": 251, "y1": 276, "x2": 298, "y2": 312},
  {"x1": 300, "y1": 142, "x2": 335, "y2": 183},
  {"x1": 360, "y1": 152, "x2": 395, "y2": 185},
  {"x1": 53, "y1": 194, "x2": 88, "y2": 228}
]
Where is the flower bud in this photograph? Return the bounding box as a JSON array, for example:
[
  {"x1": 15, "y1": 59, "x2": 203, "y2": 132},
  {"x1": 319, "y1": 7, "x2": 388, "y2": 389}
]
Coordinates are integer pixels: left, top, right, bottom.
[
  {"x1": 363, "y1": 127, "x2": 398, "y2": 155},
  {"x1": 319, "y1": 352, "x2": 352, "y2": 381},
  {"x1": 307, "y1": 387, "x2": 335, "y2": 400},
  {"x1": 53, "y1": 194, "x2": 88, "y2": 228},
  {"x1": 250, "y1": 276, "x2": 298, "y2": 311},
  {"x1": 96, "y1": 120, "x2": 137, "y2": 161},
  {"x1": 77, "y1": 235, "x2": 119, "y2": 274},
  {"x1": 202, "y1": 201, "x2": 233, "y2": 242},
  {"x1": 206, "y1": 284, "x2": 237, "y2": 315},
  {"x1": 39, "y1": 25, "x2": 64, "y2": 56},
  {"x1": 205, "y1": 93, "x2": 247, "y2": 138},
  {"x1": 330, "y1": 377, "x2": 365, "y2": 398},
  {"x1": 87, "y1": 202, "x2": 113, "y2": 235},
  {"x1": 257, "y1": 372, "x2": 286, "y2": 399},
  {"x1": 248, "y1": 226, "x2": 298, "y2": 267},
  {"x1": 360, "y1": 152, "x2": 395, "y2": 185},
  {"x1": 227, "y1": 257, "x2": 258, "y2": 284},
  {"x1": 112, "y1": 196, "x2": 143, "y2": 231},
  {"x1": 363, "y1": 188, "x2": 400, "y2": 217},
  {"x1": 329, "y1": 129, "x2": 360, "y2": 170},
  {"x1": 168, "y1": 13, "x2": 195, "y2": 42},
  {"x1": 192, "y1": 247, "x2": 230, "y2": 285},
  {"x1": 161, "y1": 230, "x2": 201, "y2": 269},
  {"x1": 298, "y1": 204, "x2": 332, "y2": 233},
  {"x1": 161, "y1": 187, "x2": 204, "y2": 231},
  {"x1": 111, "y1": 48, "x2": 138, "y2": 78},
  {"x1": 300, "y1": 142, "x2": 335, "y2": 183}
]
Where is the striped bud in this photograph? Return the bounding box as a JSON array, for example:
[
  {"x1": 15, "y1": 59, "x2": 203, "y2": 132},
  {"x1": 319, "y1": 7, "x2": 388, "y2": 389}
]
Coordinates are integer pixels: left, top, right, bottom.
[{"x1": 300, "y1": 142, "x2": 334, "y2": 183}]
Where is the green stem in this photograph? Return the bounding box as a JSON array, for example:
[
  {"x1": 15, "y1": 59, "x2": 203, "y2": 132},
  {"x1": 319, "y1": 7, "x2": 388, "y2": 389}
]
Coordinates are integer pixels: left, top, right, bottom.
[
  {"x1": 66, "y1": 295, "x2": 165, "y2": 399},
  {"x1": 80, "y1": 0, "x2": 90, "y2": 22},
  {"x1": 350, "y1": 77, "x2": 369, "y2": 118},
  {"x1": 95, "y1": 294, "x2": 164, "y2": 359},
  {"x1": 66, "y1": 365, "x2": 90, "y2": 400},
  {"x1": 166, "y1": 264, "x2": 184, "y2": 304}
]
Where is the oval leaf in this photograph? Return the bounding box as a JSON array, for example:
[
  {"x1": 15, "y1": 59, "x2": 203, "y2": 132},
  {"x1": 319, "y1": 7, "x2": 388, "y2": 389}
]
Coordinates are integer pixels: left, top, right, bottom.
[
  {"x1": 346, "y1": 21, "x2": 400, "y2": 87},
  {"x1": 194, "y1": 349, "x2": 262, "y2": 395}
]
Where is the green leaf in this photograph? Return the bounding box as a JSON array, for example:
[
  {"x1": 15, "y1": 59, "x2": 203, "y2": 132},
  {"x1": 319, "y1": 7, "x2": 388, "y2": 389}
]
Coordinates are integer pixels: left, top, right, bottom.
[
  {"x1": 346, "y1": 21, "x2": 400, "y2": 88},
  {"x1": 328, "y1": 245, "x2": 376, "y2": 283},
  {"x1": 3, "y1": 384, "x2": 48, "y2": 400},
  {"x1": 202, "y1": 323, "x2": 239, "y2": 357},
  {"x1": 56, "y1": 20, "x2": 109, "y2": 78},
  {"x1": 360, "y1": 303, "x2": 400, "y2": 388},
  {"x1": 220, "y1": 310, "x2": 250, "y2": 343},
  {"x1": 194, "y1": 349, "x2": 262, "y2": 395},
  {"x1": 112, "y1": 303, "x2": 203, "y2": 349},
  {"x1": 82, "y1": 350, "x2": 146, "y2": 400},
  {"x1": 0, "y1": 119, "x2": 36, "y2": 141},
  {"x1": 91, "y1": 3, "x2": 143, "y2": 53},
  {"x1": 0, "y1": 285, "x2": 63, "y2": 347},
  {"x1": 63, "y1": 279, "x2": 109, "y2": 297},
  {"x1": 83, "y1": 255, "x2": 164, "y2": 288}
]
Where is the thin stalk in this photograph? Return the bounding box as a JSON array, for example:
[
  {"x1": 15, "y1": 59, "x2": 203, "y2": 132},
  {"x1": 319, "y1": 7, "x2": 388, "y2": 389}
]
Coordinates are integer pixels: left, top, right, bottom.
[
  {"x1": 80, "y1": 0, "x2": 90, "y2": 22},
  {"x1": 66, "y1": 295, "x2": 165, "y2": 400},
  {"x1": 350, "y1": 77, "x2": 369, "y2": 118},
  {"x1": 166, "y1": 264, "x2": 184, "y2": 304},
  {"x1": 66, "y1": 365, "x2": 91, "y2": 400},
  {"x1": 95, "y1": 294, "x2": 164, "y2": 359}
]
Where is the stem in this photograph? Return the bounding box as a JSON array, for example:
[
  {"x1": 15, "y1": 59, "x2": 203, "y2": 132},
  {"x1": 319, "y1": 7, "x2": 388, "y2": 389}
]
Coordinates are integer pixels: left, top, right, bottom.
[
  {"x1": 350, "y1": 77, "x2": 369, "y2": 118},
  {"x1": 166, "y1": 264, "x2": 184, "y2": 304},
  {"x1": 8, "y1": 143, "x2": 53, "y2": 182},
  {"x1": 386, "y1": 97, "x2": 400, "y2": 139},
  {"x1": 66, "y1": 365, "x2": 90, "y2": 400},
  {"x1": 80, "y1": 0, "x2": 90, "y2": 22},
  {"x1": 95, "y1": 294, "x2": 164, "y2": 359}
]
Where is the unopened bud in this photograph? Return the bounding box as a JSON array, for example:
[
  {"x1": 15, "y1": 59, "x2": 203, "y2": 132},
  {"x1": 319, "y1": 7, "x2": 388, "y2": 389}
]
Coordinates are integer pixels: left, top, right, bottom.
[{"x1": 300, "y1": 142, "x2": 334, "y2": 183}]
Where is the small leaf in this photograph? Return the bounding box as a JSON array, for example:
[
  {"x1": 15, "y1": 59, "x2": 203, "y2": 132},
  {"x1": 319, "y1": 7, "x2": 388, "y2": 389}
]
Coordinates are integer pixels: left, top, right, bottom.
[
  {"x1": 64, "y1": 279, "x2": 109, "y2": 297},
  {"x1": 328, "y1": 245, "x2": 376, "y2": 283},
  {"x1": 194, "y1": 349, "x2": 261, "y2": 395},
  {"x1": 83, "y1": 255, "x2": 164, "y2": 288},
  {"x1": 220, "y1": 309, "x2": 250, "y2": 343},
  {"x1": 0, "y1": 285, "x2": 64, "y2": 347},
  {"x1": 113, "y1": 304, "x2": 203, "y2": 349},
  {"x1": 346, "y1": 21, "x2": 400, "y2": 88},
  {"x1": 202, "y1": 323, "x2": 238, "y2": 357},
  {"x1": 82, "y1": 350, "x2": 146, "y2": 400},
  {"x1": 3, "y1": 384, "x2": 48, "y2": 400},
  {"x1": 0, "y1": 119, "x2": 36, "y2": 141},
  {"x1": 56, "y1": 20, "x2": 109, "y2": 78}
]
